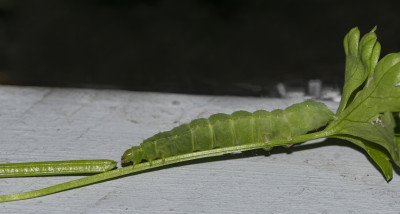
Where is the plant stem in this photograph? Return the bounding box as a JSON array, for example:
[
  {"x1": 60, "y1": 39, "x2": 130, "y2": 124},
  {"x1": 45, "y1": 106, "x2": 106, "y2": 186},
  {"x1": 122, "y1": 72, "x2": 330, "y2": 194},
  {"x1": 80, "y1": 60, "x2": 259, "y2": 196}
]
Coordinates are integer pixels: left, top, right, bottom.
[
  {"x1": 0, "y1": 130, "x2": 330, "y2": 202},
  {"x1": 0, "y1": 160, "x2": 117, "y2": 178}
]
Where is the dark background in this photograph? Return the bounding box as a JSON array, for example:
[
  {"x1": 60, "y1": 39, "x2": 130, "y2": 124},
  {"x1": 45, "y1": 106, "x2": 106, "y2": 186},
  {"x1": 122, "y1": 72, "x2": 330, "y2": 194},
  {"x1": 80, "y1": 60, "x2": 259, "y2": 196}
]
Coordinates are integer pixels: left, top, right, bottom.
[{"x1": 0, "y1": 0, "x2": 399, "y2": 96}]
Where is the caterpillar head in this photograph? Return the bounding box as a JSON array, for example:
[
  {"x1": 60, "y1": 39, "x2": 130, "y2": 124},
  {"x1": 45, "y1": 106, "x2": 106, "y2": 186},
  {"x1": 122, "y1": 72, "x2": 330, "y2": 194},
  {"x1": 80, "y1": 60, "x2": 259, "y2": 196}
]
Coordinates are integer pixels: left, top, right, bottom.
[{"x1": 122, "y1": 146, "x2": 143, "y2": 165}]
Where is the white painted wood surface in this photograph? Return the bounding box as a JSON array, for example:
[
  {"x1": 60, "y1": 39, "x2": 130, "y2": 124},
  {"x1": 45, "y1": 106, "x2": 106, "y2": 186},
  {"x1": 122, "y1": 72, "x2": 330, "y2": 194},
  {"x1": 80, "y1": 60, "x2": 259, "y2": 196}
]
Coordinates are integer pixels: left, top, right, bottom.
[{"x1": 0, "y1": 85, "x2": 399, "y2": 214}]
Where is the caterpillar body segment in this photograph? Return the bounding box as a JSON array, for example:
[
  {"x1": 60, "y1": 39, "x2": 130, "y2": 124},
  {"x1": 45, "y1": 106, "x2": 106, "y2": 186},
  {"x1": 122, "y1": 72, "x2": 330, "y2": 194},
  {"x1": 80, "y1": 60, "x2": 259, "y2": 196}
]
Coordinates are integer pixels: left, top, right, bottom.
[{"x1": 122, "y1": 99, "x2": 335, "y2": 164}]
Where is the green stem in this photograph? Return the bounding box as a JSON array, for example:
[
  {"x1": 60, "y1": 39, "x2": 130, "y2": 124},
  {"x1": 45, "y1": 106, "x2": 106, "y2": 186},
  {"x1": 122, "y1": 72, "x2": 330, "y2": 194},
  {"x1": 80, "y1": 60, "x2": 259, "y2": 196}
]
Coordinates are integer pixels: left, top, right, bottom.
[
  {"x1": 0, "y1": 160, "x2": 117, "y2": 178},
  {"x1": 0, "y1": 130, "x2": 330, "y2": 202}
]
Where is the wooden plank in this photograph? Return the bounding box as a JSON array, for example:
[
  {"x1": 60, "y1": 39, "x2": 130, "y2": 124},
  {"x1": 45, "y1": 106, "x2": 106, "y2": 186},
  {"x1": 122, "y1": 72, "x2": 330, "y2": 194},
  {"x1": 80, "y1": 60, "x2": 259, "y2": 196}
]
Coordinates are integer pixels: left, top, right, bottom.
[{"x1": 0, "y1": 85, "x2": 399, "y2": 213}]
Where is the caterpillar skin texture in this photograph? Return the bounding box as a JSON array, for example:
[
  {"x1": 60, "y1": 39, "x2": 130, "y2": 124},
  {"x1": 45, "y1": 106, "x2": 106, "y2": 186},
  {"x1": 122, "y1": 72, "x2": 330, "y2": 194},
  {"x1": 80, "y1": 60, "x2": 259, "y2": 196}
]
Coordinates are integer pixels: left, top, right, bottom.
[{"x1": 122, "y1": 99, "x2": 335, "y2": 164}]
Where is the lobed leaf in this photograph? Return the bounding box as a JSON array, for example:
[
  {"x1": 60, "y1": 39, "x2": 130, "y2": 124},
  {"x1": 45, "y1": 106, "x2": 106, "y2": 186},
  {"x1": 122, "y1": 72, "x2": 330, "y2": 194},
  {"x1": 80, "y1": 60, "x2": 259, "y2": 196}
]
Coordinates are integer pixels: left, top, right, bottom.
[
  {"x1": 338, "y1": 53, "x2": 400, "y2": 121},
  {"x1": 328, "y1": 28, "x2": 400, "y2": 177},
  {"x1": 337, "y1": 27, "x2": 381, "y2": 114}
]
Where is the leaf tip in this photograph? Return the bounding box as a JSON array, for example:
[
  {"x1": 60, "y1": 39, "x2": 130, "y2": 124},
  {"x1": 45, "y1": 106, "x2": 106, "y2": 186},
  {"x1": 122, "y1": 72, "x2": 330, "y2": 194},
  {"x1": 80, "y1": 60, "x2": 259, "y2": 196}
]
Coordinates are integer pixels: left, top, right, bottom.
[{"x1": 384, "y1": 169, "x2": 393, "y2": 182}]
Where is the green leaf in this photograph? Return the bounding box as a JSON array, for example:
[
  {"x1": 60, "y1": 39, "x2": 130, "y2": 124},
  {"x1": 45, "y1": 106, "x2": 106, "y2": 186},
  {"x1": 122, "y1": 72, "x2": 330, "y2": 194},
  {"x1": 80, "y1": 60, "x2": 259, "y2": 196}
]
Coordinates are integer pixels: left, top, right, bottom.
[
  {"x1": 335, "y1": 135, "x2": 393, "y2": 181},
  {"x1": 339, "y1": 53, "x2": 400, "y2": 121},
  {"x1": 325, "y1": 27, "x2": 400, "y2": 180},
  {"x1": 337, "y1": 27, "x2": 381, "y2": 114},
  {"x1": 327, "y1": 28, "x2": 400, "y2": 168},
  {"x1": 365, "y1": 143, "x2": 393, "y2": 181},
  {"x1": 331, "y1": 112, "x2": 399, "y2": 166}
]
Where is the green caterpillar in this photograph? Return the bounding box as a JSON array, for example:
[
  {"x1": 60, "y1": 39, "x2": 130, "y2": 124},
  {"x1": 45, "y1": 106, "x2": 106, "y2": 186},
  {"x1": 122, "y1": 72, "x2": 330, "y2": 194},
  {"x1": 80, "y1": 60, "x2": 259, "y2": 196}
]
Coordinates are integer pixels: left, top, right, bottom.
[{"x1": 122, "y1": 99, "x2": 335, "y2": 164}]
